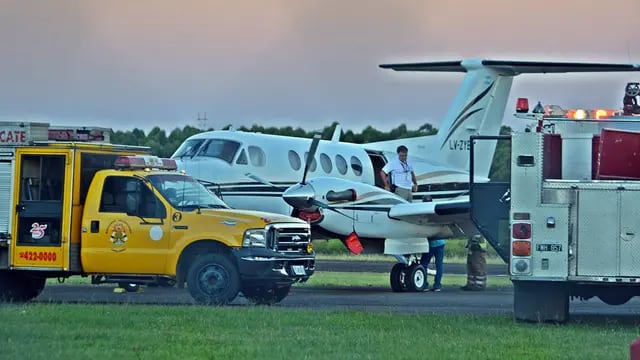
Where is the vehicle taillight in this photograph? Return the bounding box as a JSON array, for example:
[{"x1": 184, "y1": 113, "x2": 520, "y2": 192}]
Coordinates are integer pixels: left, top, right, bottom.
[
  {"x1": 516, "y1": 98, "x2": 529, "y2": 113},
  {"x1": 512, "y1": 223, "x2": 531, "y2": 239},
  {"x1": 512, "y1": 240, "x2": 531, "y2": 257}
]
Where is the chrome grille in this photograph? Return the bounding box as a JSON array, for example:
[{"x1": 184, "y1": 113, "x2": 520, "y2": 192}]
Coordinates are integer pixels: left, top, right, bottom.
[{"x1": 266, "y1": 223, "x2": 311, "y2": 254}]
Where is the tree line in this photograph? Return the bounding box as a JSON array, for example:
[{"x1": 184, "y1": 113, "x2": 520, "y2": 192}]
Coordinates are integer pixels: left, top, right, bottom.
[{"x1": 110, "y1": 121, "x2": 512, "y2": 181}]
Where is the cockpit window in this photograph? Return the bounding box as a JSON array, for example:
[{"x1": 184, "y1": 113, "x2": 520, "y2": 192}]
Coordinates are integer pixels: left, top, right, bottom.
[
  {"x1": 172, "y1": 139, "x2": 205, "y2": 158},
  {"x1": 148, "y1": 174, "x2": 228, "y2": 211},
  {"x1": 198, "y1": 139, "x2": 241, "y2": 164},
  {"x1": 236, "y1": 149, "x2": 248, "y2": 165},
  {"x1": 351, "y1": 156, "x2": 363, "y2": 176},
  {"x1": 248, "y1": 146, "x2": 266, "y2": 167}
]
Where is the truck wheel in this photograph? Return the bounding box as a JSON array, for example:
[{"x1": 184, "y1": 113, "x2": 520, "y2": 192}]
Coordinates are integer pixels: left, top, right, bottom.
[
  {"x1": 390, "y1": 263, "x2": 406, "y2": 292},
  {"x1": 405, "y1": 264, "x2": 428, "y2": 292},
  {"x1": 598, "y1": 293, "x2": 632, "y2": 306},
  {"x1": 243, "y1": 284, "x2": 291, "y2": 305},
  {"x1": 187, "y1": 253, "x2": 240, "y2": 305},
  {"x1": 117, "y1": 283, "x2": 140, "y2": 293},
  {"x1": 0, "y1": 271, "x2": 45, "y2": 302}
]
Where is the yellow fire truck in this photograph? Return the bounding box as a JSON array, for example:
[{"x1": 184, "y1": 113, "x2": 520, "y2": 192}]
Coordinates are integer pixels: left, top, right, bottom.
[{"x1": 0, "y1": 122, "x2": 315, "y2": 305}]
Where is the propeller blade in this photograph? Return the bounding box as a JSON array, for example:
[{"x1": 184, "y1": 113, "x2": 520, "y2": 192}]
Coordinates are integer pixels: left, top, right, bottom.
[
  {"x1": 311, "y1": 199, "x2": 354, "y2": 220},
  {"x1": 301, "y1": 134, "x2": 321, "y2": 184},
  {"x1": 245, "y1": 173, "x2": 285, "y2": 190}
]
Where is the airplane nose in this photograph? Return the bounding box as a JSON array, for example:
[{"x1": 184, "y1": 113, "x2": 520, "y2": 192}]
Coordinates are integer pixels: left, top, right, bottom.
[{"x1": 283, "y1": 183, "x2": 316, "y2": 210}]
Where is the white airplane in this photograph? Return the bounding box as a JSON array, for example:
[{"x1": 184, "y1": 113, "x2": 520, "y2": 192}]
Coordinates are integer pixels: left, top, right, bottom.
[{"x1": 172, "y1": 59, "x2": 640, "y2": 292}]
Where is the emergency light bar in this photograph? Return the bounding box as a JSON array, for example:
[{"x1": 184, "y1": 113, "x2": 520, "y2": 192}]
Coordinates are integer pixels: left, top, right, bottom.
[{"x1": 114, "y1": 156, "x2": 178, "y2": 171}]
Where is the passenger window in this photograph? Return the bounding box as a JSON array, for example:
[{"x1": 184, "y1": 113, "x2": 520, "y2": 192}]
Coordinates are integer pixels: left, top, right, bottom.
[
  {"x1": 236, "y1": 149, "x2": 248, "y2": 165},
  {"x1": 335, "y1": 155, "x2": 347, "y2": 175},
  {"x1": 320, "y1": 153, "x2": 332, "y2": 173},
  {"x1": 20, "y1": 155, "x2": 65, "y2": 201},
  {"x1": 248, "y1": 146, "x2": 266, "y2": 167},
  {"x1": 288, "y1": 150, "x2": 301, "y2": 171},
  {"x1": 350, "y1": 156, "x2": 363, "y2": 176}
]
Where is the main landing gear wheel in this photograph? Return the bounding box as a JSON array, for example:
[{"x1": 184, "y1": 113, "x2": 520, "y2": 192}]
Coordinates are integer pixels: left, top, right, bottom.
[
  {"x1": 390, "y1": 263, "x2": 428, "y2": 292},
  {"x1": 390, "y1": 263, "x2": 406, "y2": 292},
  {"x1": 405, "y1": 264, "x2": 428, "y2": 292}
]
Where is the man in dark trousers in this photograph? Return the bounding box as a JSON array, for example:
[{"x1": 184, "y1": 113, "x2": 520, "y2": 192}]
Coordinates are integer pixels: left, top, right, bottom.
[{"x1": 461, "y1": 234, "x2": 487, "y2": 291}]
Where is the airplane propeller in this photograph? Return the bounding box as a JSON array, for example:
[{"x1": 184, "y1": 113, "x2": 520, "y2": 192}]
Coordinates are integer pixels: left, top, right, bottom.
[
  {"x1": 301, "y1": 134, "x2": 321, "y2": 184},
  {"x1": 282, "y1": 134, "x2": 355, "y2": 220}
]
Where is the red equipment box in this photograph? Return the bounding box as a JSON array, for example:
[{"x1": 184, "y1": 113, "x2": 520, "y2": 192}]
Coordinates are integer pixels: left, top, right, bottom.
[{"x1": 596, "y1": 128, "x2": 640, "y2": 180}]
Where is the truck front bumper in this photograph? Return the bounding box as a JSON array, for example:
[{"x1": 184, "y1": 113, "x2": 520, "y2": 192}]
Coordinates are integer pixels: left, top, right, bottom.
[{"x1": 234, "y1": 247, "x2": 315, "y2": 285}]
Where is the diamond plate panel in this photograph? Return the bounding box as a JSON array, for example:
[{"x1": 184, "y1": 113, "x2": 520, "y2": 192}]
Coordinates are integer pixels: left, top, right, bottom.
[
  {"x1": 619, "y1": 191, "x2": 640, "y2": 276},
  {"x1": 576, "y1": 190, "x2": 619, "y2": 277}
]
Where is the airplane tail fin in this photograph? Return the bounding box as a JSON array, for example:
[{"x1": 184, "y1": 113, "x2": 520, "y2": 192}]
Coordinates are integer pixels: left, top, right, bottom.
[{"x1": 380, "y1": 59, "x2": 640, "y2": 178}]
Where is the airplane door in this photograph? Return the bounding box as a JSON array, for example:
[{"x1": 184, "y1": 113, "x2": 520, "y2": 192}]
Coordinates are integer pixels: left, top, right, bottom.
[
  {"x1": 366, "y1": 151, "x2": 387, "y2": 188},
  {"x1": 12, "y1": 153, "x2": 68, "y2": 269}
]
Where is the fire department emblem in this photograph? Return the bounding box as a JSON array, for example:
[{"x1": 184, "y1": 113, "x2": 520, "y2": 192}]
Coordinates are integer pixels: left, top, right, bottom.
[{"x1": 106, "y1": 220, "x2": 131, "y2": 252}]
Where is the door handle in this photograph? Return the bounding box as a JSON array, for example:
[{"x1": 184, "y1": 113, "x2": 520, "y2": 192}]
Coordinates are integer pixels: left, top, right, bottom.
[{"x1": 91, "y1": 220, "x2": 99, "y2": 233}]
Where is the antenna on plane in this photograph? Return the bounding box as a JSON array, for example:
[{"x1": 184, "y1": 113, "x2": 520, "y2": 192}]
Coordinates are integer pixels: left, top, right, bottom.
[
  {"x1": 197, "y1": 112, "x2": 208, "y2": 130},
  {"x1": 331, "y1": 123, "x2": 342, "y2": 142}
]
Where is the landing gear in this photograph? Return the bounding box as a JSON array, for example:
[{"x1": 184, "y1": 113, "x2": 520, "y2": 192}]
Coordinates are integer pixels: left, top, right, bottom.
[
  {"x1": 390, "y1": 263, "x2": 406, "y2": 292},
  {"x1": 389, "y1": 256, "x2": 428, "y2": 293}
]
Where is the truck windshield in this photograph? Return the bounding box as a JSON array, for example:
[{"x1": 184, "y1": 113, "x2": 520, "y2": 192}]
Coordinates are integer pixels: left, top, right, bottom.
[{"x1": 147, "y1": 174, "x2": 229, "y2": 211}]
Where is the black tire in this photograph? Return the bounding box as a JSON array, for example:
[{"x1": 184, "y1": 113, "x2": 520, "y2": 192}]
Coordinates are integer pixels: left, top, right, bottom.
[
  {"x1": 186, "y1": 253, "x2": 240, "y2": 305},
  {"x1": 0, "y1": 271, "x2": 46, "y2": 302},
  {"x1": 406, "y1": 264, "x2": 428, "y2": 292},
  {"x1": 598, "y1": 293, "x2": 632, "y2": 306},
  {"x1": 118, "y1": 283, "x2": 140, "y2": 293},
  {"x1": 390, "y1": 263, "x2": 406, "y2": 292},
  {"x1": 243, "y1": 284, "x2": 292, "y2": 305}
]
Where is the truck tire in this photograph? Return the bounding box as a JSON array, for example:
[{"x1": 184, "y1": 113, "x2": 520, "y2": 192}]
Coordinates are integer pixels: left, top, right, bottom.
[
  {"x1": 598, "y1": 293, "x2": 633, "y2": 306},
  {"x1": 243, "y1": 284, "x2": 292, "y2": 305},
  {"x1": 187, "y1": 253, "x2": 240, "y2": 305},
  {"x1": 0, "y1": 271, "x2": 46, "y2": 302},
  {"x1": 513, "y1": 280, "x2": 569, "y2": 323}
]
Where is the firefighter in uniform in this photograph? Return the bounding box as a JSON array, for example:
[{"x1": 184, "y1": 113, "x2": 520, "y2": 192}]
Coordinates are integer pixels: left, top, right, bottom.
[{"x1": 461, "y1": 234, "x2": 487, "y2": 291}]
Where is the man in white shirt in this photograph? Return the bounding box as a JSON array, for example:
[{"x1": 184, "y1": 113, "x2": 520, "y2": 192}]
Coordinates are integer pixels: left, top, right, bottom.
[{"x1": 380, "y1": 145, "x2": 418, "y2": 201}]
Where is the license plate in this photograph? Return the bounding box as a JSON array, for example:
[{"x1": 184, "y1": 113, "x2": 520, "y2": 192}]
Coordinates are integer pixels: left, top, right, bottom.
[
  {"x1": 291, "y1": 265, "x2": 306, "y2": 275},
  {"x1": 536, "y1": 243, "x2": 562, "y2": 252}
]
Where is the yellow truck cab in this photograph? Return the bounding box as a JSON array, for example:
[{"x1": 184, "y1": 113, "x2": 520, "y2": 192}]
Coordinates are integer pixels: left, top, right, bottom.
[{"x1": 0, "y1": 124, "x2": 315, "y2": 305}]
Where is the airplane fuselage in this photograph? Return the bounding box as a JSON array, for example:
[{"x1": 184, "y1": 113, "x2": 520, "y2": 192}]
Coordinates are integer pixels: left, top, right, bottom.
[{"x1": 172, "y1": 130, "x2": 472, "y2": 219}]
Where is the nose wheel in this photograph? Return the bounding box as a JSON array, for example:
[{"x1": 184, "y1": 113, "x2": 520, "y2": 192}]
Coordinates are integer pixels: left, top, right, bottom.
[{"x1": 390, "y1": 263, "x2": 428, "y2": 292}]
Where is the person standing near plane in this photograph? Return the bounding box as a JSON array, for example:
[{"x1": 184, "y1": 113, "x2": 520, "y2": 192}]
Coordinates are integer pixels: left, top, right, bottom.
[
  {"x1": 380, "y1": 145, "x2": 418, "y2": 201},
  {"x1": 461, "y1": 234, "x2": 488, "y2": 291}
]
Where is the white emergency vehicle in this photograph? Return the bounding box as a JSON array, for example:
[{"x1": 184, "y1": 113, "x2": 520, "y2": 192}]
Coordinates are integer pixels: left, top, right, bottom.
[{"x1": 470, "y1": 85, "x2": 640, "y2": 323}]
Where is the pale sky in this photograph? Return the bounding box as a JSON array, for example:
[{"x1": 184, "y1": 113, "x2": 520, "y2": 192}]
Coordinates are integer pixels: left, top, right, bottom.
[{"x1": 1, "y1": 0, "x2": 639, "y2": 133}]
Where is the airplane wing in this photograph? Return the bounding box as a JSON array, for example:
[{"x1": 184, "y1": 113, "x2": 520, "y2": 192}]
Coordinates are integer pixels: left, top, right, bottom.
[{"x1": 387, "y1": 196, "x2": 470, "y2": 225}]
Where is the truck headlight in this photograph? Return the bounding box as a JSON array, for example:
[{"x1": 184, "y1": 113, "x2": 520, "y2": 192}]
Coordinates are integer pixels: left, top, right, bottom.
[{"x1": 243, "y1": 229, "x2": 267, "y2": 248}]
